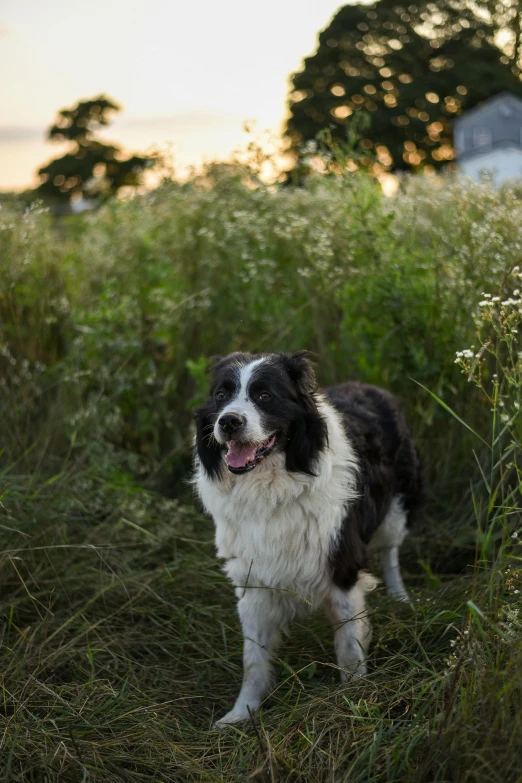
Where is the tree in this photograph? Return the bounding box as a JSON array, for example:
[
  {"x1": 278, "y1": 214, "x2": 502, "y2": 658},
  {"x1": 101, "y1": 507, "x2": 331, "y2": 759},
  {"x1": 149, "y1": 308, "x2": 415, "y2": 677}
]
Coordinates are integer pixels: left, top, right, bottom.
[
  {"x1": 481, "y1": 0, "x2": 522, "y2": 69},
  {"x1": 36, "y1": 95, "x2": 156, "y2": 205},
  {"x1": 285, "y1": 0, "x2": 522, "y2": 173}
]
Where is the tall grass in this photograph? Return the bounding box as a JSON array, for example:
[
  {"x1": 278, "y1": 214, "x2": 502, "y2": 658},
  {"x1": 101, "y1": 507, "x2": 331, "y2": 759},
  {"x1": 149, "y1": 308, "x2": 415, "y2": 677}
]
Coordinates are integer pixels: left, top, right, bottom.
[{"x1": 0, "y1": 171, "x2": 521, "y2": 781}]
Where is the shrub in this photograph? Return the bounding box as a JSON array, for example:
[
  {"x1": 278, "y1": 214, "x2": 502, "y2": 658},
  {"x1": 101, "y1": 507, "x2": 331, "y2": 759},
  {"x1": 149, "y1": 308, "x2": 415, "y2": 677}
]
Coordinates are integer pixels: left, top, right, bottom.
[{"x1": 3, "y1": 170, "x2": 522, "y2": 498}]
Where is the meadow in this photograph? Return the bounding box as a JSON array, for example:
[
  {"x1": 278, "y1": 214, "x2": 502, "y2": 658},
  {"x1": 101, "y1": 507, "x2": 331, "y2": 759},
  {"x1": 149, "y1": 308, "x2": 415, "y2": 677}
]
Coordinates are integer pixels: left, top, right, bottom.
[{"x1": 1, "y1": 167, "x2": 521, "y2": 781}]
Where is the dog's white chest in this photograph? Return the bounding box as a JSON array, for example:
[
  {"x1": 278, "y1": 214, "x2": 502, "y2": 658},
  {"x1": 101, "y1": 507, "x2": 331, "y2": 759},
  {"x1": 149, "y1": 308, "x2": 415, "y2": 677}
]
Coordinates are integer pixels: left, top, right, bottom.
[
  {"x1": 219, "y1": 490, "x2": 340, "y2": 591},
  {"x1": 195, "y1": 428, "x2": 357, "y2": 602}
]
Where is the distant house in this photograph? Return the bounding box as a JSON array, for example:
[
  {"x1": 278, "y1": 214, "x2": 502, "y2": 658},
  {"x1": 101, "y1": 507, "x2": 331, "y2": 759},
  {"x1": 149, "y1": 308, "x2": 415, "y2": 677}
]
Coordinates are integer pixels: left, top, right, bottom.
[{"x1": 454, "y1": 92, "x2": 522, "y2": 186}]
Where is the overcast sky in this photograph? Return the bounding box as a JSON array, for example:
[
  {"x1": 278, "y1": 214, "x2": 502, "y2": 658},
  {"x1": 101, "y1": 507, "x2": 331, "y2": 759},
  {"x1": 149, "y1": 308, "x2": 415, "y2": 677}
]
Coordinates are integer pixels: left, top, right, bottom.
[{"x1": 0, "y1": 0, "x2": 346, "y2": 190}]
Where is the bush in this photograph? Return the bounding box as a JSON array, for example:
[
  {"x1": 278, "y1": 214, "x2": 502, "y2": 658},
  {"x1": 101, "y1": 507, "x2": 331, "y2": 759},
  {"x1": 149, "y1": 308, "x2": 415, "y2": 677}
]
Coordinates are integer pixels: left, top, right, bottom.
[{"x1": 3, "y1": 172, "x2": 522, "y2": 510}]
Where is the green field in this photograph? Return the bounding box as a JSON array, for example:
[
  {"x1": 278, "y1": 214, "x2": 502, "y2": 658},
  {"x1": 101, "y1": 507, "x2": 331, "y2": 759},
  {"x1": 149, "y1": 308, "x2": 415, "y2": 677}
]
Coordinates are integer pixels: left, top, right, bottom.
[{"x1": 1, "y1": 169, "x2": 521, "y2": 781}]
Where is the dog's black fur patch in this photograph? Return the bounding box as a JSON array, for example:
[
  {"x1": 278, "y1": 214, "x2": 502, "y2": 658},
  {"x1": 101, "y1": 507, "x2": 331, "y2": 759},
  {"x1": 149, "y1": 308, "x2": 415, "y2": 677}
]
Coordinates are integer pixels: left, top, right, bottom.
[{"x1": 326, "y1": 382, "x2": 422, "y2": 589}]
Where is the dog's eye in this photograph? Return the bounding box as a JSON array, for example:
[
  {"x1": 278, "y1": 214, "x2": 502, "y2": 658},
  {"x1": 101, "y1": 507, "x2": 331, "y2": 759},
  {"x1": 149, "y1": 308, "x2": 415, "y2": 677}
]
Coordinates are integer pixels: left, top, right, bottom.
[
  {"x1": 215, "y1": 390, "x2": 226, "y2": 400},
  {"x1": 259, "y1": 392, "x2": 271, "y2": 402}
]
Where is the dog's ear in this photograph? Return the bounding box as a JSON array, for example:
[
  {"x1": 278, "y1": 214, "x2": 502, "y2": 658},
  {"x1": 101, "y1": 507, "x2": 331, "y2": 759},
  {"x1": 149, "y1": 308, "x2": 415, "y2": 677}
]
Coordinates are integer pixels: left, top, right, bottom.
[
  {"x1": 285, "y1": 408, "x2": 328, "y2": 476},
  {"x1": 194, "y1": 404, "x2": 223, "y2": 480},
  {"x1": 282, "y1": 350, "x2": 318, "y2": 397},
  {"x1": 283, "y1": 351, "x2": 327, "y2": 476},
  {"x1": 206, "y1": 355, "x2": 224, "y2": 376}
]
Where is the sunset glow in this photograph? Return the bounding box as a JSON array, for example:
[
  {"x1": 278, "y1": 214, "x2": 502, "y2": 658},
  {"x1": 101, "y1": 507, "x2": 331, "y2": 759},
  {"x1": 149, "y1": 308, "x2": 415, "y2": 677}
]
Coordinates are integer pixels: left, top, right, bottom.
[{"x1": 0, "y1": 0, "x2": 344, "y2": 190}]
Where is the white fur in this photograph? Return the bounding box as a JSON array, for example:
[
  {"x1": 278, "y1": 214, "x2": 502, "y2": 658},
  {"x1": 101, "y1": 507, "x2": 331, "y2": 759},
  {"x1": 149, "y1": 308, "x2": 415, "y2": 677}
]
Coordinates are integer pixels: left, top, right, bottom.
[
  {"x1": 369, "y1": 496, "x2": 410, "y2": 602},
  {"x1": 325, "y1": 574, "x2": 377, "y2": 680},
  {"x1": 195, "y1": 363, "x2": 409, "y2": 726},
  {"x1": 214, "y1": 357, "x2": 268, "y2": 444}
]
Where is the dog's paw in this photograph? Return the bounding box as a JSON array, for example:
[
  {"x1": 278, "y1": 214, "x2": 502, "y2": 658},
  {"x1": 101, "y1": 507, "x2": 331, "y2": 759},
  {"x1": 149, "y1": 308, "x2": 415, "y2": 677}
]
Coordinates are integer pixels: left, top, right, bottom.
[
  {"x1": 339, "y1": 663, "x2": 367, "y2": 683},
  {"x1": 213, "y1": 709, "x2": 251, "y2": 729},
  {"x1": 388, "y1": 587, "x2": 412, "y2": 604}
]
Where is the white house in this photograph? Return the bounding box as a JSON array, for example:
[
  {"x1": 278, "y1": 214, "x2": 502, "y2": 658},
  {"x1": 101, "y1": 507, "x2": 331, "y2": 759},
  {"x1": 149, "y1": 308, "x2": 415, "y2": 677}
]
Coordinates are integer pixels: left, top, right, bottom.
[{"x1": 454, "y1": 92, "x2": 522, "y2": 186}]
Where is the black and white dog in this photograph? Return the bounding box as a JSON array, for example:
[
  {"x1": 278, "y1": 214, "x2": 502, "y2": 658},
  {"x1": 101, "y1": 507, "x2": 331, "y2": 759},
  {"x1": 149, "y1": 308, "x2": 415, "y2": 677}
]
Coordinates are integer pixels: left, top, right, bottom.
[{"x1": 194, "y1": 351, "x2": 422, "y2": 727}]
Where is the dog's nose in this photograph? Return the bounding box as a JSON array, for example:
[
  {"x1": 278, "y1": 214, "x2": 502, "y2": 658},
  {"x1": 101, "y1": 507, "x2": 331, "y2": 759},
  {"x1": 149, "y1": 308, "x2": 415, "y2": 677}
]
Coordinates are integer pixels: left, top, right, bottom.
[{"x1": 218, "y1": 413, "x2": 246, "y2": 434}]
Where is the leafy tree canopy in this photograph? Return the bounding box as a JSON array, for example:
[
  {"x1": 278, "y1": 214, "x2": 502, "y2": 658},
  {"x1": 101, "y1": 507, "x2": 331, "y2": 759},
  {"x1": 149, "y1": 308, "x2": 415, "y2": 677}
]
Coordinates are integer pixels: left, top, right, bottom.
[
  {"x1": 286, "y1": 0, "x2": 522, "y2": 173},
  {"x1": 36, "y1": 95, "x2": 156, "y2": 205}
]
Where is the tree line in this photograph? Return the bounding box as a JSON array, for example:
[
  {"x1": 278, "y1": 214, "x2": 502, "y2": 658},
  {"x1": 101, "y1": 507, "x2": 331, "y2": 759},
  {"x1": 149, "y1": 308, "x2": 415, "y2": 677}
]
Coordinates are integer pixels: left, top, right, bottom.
[{"x1": 33, "y1": 0, "x2": 522, "y2": 206}]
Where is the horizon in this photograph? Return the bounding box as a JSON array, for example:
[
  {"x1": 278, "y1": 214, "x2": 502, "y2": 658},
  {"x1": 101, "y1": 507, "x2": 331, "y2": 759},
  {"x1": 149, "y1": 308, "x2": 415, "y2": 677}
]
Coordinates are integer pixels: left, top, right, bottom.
[{"x1": 0, "y1": 0, "x2": 346, "y2": 191}]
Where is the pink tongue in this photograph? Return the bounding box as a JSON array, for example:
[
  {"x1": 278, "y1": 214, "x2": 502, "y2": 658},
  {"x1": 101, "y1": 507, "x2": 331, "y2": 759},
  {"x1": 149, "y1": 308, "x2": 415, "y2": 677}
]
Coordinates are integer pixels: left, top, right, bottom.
[{"x1": 226, "y1": 442, "x2": 258, "y2": 468}]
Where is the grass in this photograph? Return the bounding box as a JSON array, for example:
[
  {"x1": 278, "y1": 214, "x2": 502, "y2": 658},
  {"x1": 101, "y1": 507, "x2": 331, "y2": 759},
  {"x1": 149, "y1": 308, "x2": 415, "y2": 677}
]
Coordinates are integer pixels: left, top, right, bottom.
[
  {"x1": 1, "y1": 465, "x2": 521, "y2": 782},
  {"x1": 1, "y1": 169, "x2": 522, "y2": 780}
]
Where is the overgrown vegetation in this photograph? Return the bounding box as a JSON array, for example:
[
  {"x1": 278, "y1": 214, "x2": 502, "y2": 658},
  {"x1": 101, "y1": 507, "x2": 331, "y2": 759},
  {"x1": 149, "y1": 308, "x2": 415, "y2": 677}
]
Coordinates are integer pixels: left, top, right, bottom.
[{"x1": 1, "y1": 170, "x2": 521, "y2": 781}]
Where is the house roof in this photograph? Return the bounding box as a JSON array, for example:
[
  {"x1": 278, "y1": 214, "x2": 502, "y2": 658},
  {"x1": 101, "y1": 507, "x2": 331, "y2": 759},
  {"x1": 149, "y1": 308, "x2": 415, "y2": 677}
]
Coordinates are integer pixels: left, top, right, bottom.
[{"x1": 454, "y1": 91, "x2": 522, "y2": 128}]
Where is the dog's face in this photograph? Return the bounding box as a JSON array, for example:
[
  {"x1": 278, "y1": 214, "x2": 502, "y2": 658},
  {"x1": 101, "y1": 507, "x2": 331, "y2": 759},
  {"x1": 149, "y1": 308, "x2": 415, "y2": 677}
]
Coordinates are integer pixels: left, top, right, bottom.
[{"x1": 195, "y1": 352, "x2": 328, "y2": 479}]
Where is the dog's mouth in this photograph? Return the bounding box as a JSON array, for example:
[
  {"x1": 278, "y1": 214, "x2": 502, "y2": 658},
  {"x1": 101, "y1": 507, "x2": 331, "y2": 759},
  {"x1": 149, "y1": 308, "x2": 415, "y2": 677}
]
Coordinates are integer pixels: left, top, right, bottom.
[{"x1": 225, "y1": 434, "x2": 278, "y2": 474}]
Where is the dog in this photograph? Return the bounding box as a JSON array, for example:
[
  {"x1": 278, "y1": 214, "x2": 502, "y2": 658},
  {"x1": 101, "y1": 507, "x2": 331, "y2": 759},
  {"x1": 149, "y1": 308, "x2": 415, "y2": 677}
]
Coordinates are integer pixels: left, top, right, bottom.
[{"x1": 194, "y1": 351, "x2": 422, "y2": 727}]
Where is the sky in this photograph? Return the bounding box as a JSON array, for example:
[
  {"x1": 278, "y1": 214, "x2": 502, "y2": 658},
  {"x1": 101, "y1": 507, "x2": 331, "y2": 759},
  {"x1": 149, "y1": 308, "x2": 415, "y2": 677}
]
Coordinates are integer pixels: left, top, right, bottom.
[{"x1": 0, "y1": 0, "x2": 346, "y2": 190}]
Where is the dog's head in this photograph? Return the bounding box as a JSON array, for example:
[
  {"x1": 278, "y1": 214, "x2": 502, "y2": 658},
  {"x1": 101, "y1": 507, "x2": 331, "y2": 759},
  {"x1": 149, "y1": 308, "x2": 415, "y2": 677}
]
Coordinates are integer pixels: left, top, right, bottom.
[{"x1": 195, "y1": 351, "x2": 328, "y2": 479}]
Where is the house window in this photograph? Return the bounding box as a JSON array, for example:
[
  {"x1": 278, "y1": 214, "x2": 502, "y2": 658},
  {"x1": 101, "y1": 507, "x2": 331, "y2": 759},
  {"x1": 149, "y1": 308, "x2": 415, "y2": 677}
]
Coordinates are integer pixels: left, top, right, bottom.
[{"x1": 473, "y1": 126, "x2": 492, "y2": 148}]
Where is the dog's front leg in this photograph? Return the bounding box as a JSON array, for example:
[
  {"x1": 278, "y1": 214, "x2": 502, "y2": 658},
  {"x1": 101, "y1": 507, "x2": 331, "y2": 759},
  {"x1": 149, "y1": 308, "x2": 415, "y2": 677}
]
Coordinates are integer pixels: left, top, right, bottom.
[
  {"x1": 215, "y1": 590, "x2": 282, "y2": 728},
  {"x1": 324, "y1": 578, "x2": 374, "y2": 681}
]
